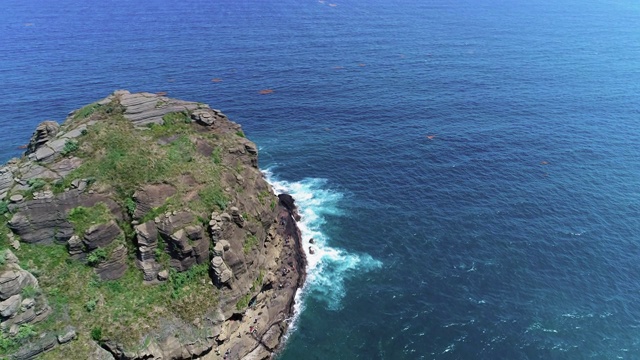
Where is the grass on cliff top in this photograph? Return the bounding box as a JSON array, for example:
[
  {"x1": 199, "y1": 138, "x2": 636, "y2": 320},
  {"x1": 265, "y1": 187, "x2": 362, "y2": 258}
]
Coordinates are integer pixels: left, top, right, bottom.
[
  {"x1": 67, "y1": 203, "x2": 112, "y2": 235},
  {"x1": 63, "y1": 109, "x2": 228, "y2": 216}
]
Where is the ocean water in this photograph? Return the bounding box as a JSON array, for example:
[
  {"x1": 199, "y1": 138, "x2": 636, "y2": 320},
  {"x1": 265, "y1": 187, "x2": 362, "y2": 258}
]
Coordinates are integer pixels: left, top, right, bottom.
[{"x1": 2, "y1": 0, "x2": 640, "y2": 358}]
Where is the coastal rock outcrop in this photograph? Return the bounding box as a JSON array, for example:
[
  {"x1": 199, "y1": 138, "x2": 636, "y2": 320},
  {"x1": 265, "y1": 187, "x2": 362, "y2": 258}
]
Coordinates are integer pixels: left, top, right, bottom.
[{"x1": 0, "y1": 91, "x2": 305, "y2": 359}]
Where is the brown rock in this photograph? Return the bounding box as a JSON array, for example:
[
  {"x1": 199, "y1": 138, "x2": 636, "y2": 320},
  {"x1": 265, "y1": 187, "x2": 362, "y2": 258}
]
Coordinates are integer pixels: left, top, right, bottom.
[
  {"x1": 95, "y1": 245, "x2": 128, "y2": 280},
  {"x1": 25, "y1": 121, "x2": 59, "y2": 155},
  {"x1": 83, "y1": 220, "x2": 123, "y2": 251},
  {"x1": 132, "y1": 184, "x2": 176, "y2": 220}
]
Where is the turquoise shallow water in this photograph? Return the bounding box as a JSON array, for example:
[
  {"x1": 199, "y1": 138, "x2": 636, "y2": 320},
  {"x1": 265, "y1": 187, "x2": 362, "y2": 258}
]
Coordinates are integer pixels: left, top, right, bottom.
[{"x1": 2, "y1": 0, "x2": 640, "y2": 358}]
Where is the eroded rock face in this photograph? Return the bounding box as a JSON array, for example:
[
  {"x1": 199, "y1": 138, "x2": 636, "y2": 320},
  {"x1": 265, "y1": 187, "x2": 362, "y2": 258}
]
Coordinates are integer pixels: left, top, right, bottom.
[
  {"x1": 118, "y1": 91, "x2": 200, "y2": 127},
  {"x1": 132, "y1": 184, "x2": 176, "y2": 220},
  {"x1": 0, "y1": 251, "x2": 51, "y2": 347},
  {"x1": 83, "y1": 220, "x2": 123, "y2": 251},
  {"x1": 95, "y1": 245, "x2": 128, "y2": 281},
  {"x1": 134, "y1": 221, "x2": 162, "y2": 281},
  {"x1": 7, "y1": 190, "x2": 120, "y2": 244}
]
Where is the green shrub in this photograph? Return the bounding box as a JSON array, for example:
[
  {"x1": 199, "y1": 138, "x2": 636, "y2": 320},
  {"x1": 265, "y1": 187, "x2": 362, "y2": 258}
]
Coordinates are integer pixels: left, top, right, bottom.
[
  {"x1": 235, "y1": 130, "x2": 245, "y2": 138},
  {"x1": 91, "y1": 327, "x2": 102, "y2": 341},
  {"x1": 85, "y1": 298, "x2": 97, "y2": 312},
  {"x1": 0, "y1": 250, "x2": 6, "y2": 267},
  {"x1": 140, "y1": 204, "x2": 168, "y2": 224},
  {"x1": 124, "y1": 197, "x2": 136, "y2": 217},
  {"x1": 87, "y1": 248, "x2": 107, "y2": 267},
  {"x1": 61, "y1": 139, "x2": 79, "y2": 155},
  {"x1": 27, "y1": 178, "x2": 46, "y2": 191},
  {"x1": 257, "y1": 190, "x2": 271, "y2": 205},
  {"x1": 0, "y1": 332, "x2": 15, "y2": 352},
  {"x1": 0, "y1": 201, "x2": 8, "y2": 216},
  {"x1": 15, "y1": 324, "x2": 36, "y2": 341}
]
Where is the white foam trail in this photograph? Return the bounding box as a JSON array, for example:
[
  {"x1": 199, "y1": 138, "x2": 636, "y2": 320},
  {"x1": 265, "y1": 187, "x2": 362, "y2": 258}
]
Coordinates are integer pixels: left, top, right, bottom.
[{"x1": 262, "y1": 168, "x2": 382, "y2": 329}]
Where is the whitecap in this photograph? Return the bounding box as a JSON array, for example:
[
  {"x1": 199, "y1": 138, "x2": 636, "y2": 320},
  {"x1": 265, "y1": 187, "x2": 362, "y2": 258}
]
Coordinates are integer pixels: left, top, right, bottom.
[{"x1": 263, "y1": 168, "x2": 382, "y2": 328}]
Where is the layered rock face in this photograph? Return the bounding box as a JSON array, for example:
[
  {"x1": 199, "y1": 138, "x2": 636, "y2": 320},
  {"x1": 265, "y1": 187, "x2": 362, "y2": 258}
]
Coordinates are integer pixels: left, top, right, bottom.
[{"x1": 0, "y1": 91, "x2": 305, "y2": 359}]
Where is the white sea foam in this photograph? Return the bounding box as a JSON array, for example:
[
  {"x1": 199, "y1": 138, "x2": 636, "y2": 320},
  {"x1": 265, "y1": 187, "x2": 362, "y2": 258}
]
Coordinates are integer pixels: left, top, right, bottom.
[{"x1": 263, "y1": 168, "x2": 382, "y2": 332}]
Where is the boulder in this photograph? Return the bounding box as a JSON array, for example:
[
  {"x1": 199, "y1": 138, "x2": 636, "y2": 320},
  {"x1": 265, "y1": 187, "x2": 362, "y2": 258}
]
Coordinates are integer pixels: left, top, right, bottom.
[
  {"x1": 0, "y1": 268, "x2": 38, "y2": 301},
  {"x1": 134, "y1": 221, "x2": 161, "y2": 281},
  {"x1": 211, "y1": 257, "x2": 233, "y2": 286},
  {"x1": 25, "y1": 121, "x2": 59, "y2": 155},
  {"x1": 48, "y1": 156, "x2": 83, "y2": 177},
  {"x1": 157, "y1": 270, "x2": 169, "y2": 281},
  {"x1": 67, "y1": 235, "x2": 83, "y2": 257},
  {"x1": 229, "y1": 207, "x2": 245, "y2": 228},
  {"x1": 191, "y1": 109, "x2": 215, "y2": 126},
  {"x1": 0, "y1": 294, "x2": 22, "y2": 319},
  {"x1": 90, "y1": 341, "x2": 116, "y2": 360},
  {"x1": 57, "y1": 326, "x2": 77, "y2": 344},
  {"x1": 9, "y1": 333, "x2": 57, "y2": 360}
]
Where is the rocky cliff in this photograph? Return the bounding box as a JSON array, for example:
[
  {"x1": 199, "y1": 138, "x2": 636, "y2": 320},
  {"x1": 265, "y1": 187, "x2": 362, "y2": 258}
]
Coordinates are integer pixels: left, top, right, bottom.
[{"x1": 0, "y1": 91, "x2": 306, "y2": 359}]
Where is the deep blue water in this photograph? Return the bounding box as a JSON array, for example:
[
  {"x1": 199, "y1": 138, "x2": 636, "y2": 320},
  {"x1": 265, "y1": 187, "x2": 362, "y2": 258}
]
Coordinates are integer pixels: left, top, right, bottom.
[{"x1": 2, "y1": 0, "x2": 640, "y2": 358}]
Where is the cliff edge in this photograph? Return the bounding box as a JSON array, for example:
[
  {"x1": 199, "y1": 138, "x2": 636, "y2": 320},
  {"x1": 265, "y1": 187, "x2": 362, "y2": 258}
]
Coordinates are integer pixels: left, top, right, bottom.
[{"x1": 0, "y1": 91, "x2": 306, "y2": 359}]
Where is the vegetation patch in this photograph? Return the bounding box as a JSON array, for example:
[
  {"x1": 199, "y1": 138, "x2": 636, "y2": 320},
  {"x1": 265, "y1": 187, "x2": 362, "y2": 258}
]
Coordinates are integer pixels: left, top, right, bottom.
[
  {"x1": 243, "y1": 234, "x2": 258, "y2": 254},
  {"x1": 21, "y1": 285, "x2": 39, "y2": 298},
  {"x1": 73, "y1": 103, "x2": 101, "y2": 120},
  {"x1": 211, "y1": 146, "x2": 223, "y2": 165},
  {"x1": 0, "y1": 201, "x2": 8, "y2": 216},
  {"x1": 140, "y1": 203, "x2": 169, "y2": 224},
  {"x1": 12, "y1": 242, "x2": 218, "y2": 355},
  {"x1": 169, "y1": 263, "x2": 208, "y2": 299},
  {"x1": 167, "y1": 135, "x2": 195, "y2": 163},
  {"x1": 69, "y1": 116, "x2": 169, "y2": 196},
  {"x1": 198, "y1": 185, "x2": 228, "y2": 211},
  {"x1": 0, "y1": 324, "x2": 37, "y2": 354},
  {"x1": 67, "y1": 203, "x2": 112, "y2": 235},
  {"x1": 257, "y1": 190, "x2": 271, "y2": 205},
  {"x1": 60, "y1": 139, "x2": 79, "y2": 156},
  {"x1": 163, "y1": 111, "x2": 191, "y2": 125},
  {"x1": 236, "y1": 292, "x2": 252, "y2": 311},
  {"x1": 27, "y1": 178, "x2": 47, "y2": 192},
  {"x1": 87, "y1": 248, "x2": 107, "y2": 266},
  {"x1": 124, "y1": 197, "x2": 136, "y2": 217}
]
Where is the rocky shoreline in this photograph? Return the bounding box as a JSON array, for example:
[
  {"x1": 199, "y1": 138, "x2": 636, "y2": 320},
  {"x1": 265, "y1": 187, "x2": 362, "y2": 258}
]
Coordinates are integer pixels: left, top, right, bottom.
[
  {"x1": 0, "y1": 91, "x2": 307, "y2": 359},
  {"x1": 203, "y1": 194, "x2": 307, "y2": 360}
]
